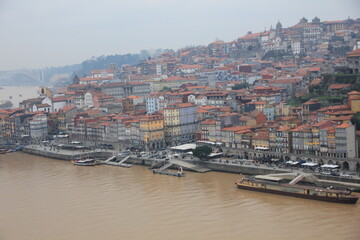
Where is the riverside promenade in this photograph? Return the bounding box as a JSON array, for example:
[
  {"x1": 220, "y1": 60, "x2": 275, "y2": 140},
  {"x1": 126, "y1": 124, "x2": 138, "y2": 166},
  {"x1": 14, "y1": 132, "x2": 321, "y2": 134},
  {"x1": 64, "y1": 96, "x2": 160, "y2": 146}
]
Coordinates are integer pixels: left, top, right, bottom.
[
  {"x1": 22, "y1": 145, "x2": 114, "y2": 161},
  {"x1": 22, "y1": 145, "x2": 360, "y2": 191}
]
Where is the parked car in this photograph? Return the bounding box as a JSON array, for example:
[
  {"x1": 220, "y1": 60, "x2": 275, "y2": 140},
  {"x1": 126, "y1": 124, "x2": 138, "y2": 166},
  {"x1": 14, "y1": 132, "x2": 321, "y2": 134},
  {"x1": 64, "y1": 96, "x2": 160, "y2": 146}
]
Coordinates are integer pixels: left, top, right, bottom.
[{"x1": 340, "y1": 173, "x2": 351, "y2": 178}]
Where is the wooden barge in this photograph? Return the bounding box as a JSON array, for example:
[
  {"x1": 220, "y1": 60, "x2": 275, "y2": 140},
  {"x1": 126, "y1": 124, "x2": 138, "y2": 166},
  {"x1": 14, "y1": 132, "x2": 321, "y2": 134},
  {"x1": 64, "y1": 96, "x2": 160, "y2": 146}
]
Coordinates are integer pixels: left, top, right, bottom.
[{"x1": 235, "y1": 176, "x2": 358, "y2": 204}]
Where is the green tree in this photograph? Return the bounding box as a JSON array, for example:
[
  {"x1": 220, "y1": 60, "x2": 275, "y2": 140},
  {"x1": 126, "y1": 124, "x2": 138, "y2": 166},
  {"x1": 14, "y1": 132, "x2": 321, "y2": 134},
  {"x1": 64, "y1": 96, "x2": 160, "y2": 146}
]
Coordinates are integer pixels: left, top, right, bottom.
[
  {"x1": 192, "y1": 145, "x2": 212, "y2": 161},
  {"x1": 232, "y1": 82, "x2": 249, "y2": 90},
  {"x1": 351, "y1": 112, "x2": 360, "y2": 130},
  {"x1": 162, "y1": 86, "x2": 171, "y2": 91}
]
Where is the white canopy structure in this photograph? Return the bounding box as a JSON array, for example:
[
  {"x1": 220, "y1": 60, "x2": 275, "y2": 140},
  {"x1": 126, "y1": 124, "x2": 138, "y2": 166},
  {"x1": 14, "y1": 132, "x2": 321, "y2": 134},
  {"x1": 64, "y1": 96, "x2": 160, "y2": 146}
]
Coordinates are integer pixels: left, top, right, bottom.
[
  {"x1": 321, "y1": 164, "x2": 339, "y2": 168},
  {"x1": 286, "y1": 161, "x2": 299, "y2": 165},
  {"x1": 301, "y1": 162, "x2": 318, "y2": 167},
  {"x1": 255, "y1": 147, "x2": 269, "y2": 150},
  {"x1": 170, "y1": 144, "x2": 196, "y2": 152}
]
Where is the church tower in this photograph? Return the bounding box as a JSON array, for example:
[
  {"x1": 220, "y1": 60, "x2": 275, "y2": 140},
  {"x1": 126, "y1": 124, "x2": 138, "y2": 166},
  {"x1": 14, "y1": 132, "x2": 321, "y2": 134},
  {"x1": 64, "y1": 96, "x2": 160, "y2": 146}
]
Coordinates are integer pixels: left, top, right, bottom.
[{"x1": 275, "y1": 20, "x2": 283, "y2": 37}]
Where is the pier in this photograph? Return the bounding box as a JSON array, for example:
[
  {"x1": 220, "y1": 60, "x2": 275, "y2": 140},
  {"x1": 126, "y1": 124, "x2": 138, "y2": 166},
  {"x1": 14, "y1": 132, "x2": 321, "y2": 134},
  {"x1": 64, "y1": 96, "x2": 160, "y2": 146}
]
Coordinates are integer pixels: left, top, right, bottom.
[
  {"x1": 151, "y1": 158, "x2": 211, "y2": 177},
  {"x1": 152, "y1": 169, "x2": 185, "y2": 177},
  {"x1": 103, "y1": 156, "x2": 132, "y2": 168}
]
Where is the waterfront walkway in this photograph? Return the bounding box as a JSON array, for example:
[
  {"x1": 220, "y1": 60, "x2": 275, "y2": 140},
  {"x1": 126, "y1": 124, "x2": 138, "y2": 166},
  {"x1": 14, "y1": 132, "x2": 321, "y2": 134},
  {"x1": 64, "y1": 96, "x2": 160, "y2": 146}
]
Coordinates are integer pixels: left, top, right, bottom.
[
  {"x1": 22, "y1": 145, "x2": 114, "y2": 161},
  {"x1": 21, "y1": 144, "x2": 360, "y2": 191},
  {"x1": 158, "y1": 159, "x2": 211, "y2": 173}
]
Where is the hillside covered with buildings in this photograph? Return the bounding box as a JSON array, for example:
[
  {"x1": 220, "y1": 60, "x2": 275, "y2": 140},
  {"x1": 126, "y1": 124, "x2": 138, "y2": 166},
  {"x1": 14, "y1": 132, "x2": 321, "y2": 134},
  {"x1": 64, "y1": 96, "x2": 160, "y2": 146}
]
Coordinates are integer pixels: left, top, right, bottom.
[{"x1": 1, "y1": 17, "x2": 360, "y2": 169}]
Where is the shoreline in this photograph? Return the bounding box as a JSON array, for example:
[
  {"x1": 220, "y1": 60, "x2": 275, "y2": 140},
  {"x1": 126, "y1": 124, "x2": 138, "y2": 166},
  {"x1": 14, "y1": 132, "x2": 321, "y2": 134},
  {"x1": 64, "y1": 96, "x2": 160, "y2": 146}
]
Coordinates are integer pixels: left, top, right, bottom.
[{"x1": 20, "y1": 145, "x2": 360, "y2": 192}]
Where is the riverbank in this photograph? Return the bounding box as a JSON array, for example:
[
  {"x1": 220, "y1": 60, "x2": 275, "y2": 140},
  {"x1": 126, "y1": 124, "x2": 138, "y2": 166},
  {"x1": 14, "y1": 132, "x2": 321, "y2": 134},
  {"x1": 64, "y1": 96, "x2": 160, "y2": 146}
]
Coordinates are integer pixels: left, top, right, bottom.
[
  {"x1": 21, "y1": 145, "x2": 360, "y2": 191},
  {"x1": 22, "y1": 145, "x2": 113, "y2": 160}
]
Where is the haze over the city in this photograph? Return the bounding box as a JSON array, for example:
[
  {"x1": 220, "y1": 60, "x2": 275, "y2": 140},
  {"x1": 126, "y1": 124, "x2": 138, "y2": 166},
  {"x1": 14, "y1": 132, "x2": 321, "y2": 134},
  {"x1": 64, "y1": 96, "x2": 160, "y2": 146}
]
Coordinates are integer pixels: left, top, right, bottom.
[{"x1": 0, "y1": 0, "x2": 359, "y2": 71}]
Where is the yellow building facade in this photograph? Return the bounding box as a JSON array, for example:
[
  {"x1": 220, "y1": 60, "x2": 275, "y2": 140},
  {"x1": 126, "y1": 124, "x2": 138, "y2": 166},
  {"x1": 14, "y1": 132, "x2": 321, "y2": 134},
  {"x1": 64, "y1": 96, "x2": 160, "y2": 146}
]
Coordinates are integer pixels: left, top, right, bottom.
[{"x1": 140, "y1": 114, "x2": 165, "y2": 150}]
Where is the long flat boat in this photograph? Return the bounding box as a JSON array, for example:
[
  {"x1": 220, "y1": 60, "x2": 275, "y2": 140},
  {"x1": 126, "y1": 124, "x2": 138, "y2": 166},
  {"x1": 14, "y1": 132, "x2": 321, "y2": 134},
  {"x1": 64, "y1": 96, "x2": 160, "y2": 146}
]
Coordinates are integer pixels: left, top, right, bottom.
[
  {"x1": 72, "y1": 159, "x2": 96, "y2": 166},
  {"x1": 235, "y1": 176, "x2": 358, "y2": 204}
]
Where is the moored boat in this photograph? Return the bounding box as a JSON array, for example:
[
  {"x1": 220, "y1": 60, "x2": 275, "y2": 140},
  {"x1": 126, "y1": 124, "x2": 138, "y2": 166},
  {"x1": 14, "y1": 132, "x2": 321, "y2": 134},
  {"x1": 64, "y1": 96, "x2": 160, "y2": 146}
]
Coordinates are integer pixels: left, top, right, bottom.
[
  {"x1": 0, "y1": 148, "x2": 7, "y2": 154},
  {"x1": 72, "y1": 159, "x2": 96, "y2": 166},
  {"x1": 235, "y1": 176, "x2": 358, "y2": 204}
]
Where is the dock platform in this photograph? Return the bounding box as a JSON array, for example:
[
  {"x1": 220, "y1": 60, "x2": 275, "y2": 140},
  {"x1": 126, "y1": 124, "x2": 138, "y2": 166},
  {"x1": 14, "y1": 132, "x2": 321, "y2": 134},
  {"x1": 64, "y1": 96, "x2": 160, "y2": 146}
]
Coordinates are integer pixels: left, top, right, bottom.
[
  {"x1": 157, "y1": 159, "x2": 211, "y2": 173},
  {"x1": 152, "y1": 169, "x2": 185, "y2": 177},
  {"x1": 103, "y1": 156, "x2": 132, "y2": 168}
]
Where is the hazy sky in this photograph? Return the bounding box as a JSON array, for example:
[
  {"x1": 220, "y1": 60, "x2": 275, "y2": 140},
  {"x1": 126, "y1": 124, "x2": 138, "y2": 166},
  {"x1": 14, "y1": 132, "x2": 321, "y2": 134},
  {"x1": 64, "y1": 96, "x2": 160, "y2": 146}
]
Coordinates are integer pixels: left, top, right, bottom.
[{"x1": 0, "y1": 0, "x2": 359, "y2": 71}]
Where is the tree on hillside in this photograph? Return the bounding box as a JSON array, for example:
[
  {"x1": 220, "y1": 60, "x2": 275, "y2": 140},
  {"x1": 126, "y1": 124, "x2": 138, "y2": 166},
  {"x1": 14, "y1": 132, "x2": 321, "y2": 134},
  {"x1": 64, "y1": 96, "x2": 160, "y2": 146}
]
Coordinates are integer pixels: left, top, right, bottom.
[
  {"x1": 192, "y1": 145, "x2": 212, "y2": 161},
  {"x1": 351, "y1": 112, "x2": 360, "y2": 130},
  {"x1": 232, "y1": 82, "x2": 249, "y2": 90},
  {"x1": 162, "y1": 86, "x2": 172, "y2": 92}
]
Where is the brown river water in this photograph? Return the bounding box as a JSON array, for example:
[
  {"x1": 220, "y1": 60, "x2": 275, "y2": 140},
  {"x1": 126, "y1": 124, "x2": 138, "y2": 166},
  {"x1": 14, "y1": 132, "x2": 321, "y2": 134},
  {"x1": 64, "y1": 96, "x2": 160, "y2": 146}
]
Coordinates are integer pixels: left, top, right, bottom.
[{"x1": 0, "y1": 152, "x2": 359, "y2": 240}]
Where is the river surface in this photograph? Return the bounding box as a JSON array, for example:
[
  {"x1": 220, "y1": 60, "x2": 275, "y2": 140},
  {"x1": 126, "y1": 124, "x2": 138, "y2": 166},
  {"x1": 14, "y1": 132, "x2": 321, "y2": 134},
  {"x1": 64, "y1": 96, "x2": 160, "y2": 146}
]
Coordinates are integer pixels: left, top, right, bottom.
[
  {"x1": 0, "y1": 153, "x2": 359, "y2": 240},
  {"x1": 0, "y1": 86, "x2": 39, "y2": 108}
]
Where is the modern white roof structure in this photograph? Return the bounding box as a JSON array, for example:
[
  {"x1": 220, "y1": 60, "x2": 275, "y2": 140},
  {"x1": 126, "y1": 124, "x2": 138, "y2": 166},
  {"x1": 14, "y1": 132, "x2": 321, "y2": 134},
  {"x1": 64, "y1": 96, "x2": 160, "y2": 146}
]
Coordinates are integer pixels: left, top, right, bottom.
[
  {"x1": 321, "y1": 164, "x2": 339, "y2": 168},
  {"x1": 208, "y1": 152, "x2": 223, "y2": 158},
  {"x1": 197, "y1": 141, "x2": 223, "y2": 146},
  {"x1": 301, "y1": 162, "x2": 318, "y2": 167},
  {"x1": 286, "y1": 161, "x2": 299, "y2": 165},
  {"x1": 170, "y1": 143, "x2": 196, "y2": 151},
  {"x1": 255, "y1": 175, "x2": 284, "y2": 182},
  {"x1": 255, "y1": 147, "x2": 269, "y2": 150}
]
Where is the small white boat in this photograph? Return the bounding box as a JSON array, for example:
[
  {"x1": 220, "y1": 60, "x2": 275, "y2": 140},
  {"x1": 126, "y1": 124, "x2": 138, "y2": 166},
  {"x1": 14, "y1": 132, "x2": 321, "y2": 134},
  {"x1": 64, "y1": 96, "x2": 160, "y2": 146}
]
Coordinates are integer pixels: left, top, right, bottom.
[{"x1": 72, "y1": 159, "x2": 96, "y2": 166}]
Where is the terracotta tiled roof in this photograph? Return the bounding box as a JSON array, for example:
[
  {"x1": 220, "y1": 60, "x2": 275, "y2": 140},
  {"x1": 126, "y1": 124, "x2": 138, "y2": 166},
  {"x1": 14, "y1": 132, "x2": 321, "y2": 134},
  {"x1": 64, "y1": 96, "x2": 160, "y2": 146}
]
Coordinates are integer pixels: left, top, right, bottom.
[
  {"x1": 335, "y1": 122, "x2": 352, "y2": 129},
  {"x1": 328, "y1": 84, "x2": 351, "y2": 90},
  {"x1": 323, "y1": 20, "x2": 346, "y2": 24},
  {"x1": 201, "y1": 119, "x2": 216, "y2": 125},
  {"x1": 177, "y1": 64, "x2": 204, "y2": 70},
  {"x1": 60, "y1": 105, "x2": 76, "y2": 112},
  {"x1": 80, "y1": 77, "x2": 112, "y2": 82},
  {"x1": 347, "y1": 48, "x2": 360, "y2": 57},
  {"x1": 221, "y1": 126, "x2": 251, "y2": 132},
  {"x1": 277, "y1": 126, "x2": 291, "y2": 132},
  {"x1": 52, "y1": 96, "x2": 68, "y2": 102},
  {"x1": 309, "y1": 67, "x2": 320, "y2": 72},
  {"x1": 91, "y1": 69, "x2": 114, "y2": 74}
]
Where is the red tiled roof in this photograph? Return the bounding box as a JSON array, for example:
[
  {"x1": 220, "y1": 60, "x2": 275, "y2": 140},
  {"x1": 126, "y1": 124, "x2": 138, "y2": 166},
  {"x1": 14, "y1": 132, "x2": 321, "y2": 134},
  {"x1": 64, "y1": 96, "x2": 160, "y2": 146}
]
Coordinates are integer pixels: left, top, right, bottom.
[
  {"x1": 252, "y1": 131, "x2": 269, "y2": 140},
  {"x1": 177, "y1": 64, "x2": 204, "y2": 70},
  {"x1": 201, "y1": 119, "x2": 216, "y2": 125},
  {"x1": 91, "y1": 69, "x2": 114, "y2": 74},
  {"x1": 336, "y1": 123, "x2": 352, "y2": 129},
  {"x1": 309, "y1": 67, "x2": 320, "y2": 72},
  {"x1": 80, "y1": 77, "x2": 112, "y2": 82},
  {"x1": 60, "y1": 105, "x2": 76, "y2": 112},
  {"x1": 328, "y1": 84, "x2": 351, "y2": 90},
  {"x1": 323, "y1": 20, "x2": 346, "y2": 24},
  {"x1": 221, "y1": 126, "x2": 251, "y2": 132},
  {"x1": 52, "y1": 96, "x2": 68, "y2": 102},
  {"x1": 347, "y1": 48, "x2": 360, "y2": 57},
  {"x1": 180, "y1": 51, "x2": 190, "y2": 56}
]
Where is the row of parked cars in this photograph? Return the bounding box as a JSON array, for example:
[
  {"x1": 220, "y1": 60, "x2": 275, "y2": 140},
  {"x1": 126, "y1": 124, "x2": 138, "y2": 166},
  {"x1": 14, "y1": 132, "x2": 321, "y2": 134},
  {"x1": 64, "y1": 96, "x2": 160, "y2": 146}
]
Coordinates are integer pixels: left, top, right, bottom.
[{"x1": 321, "y1": 171, "x2": 352, "y2": 178}]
